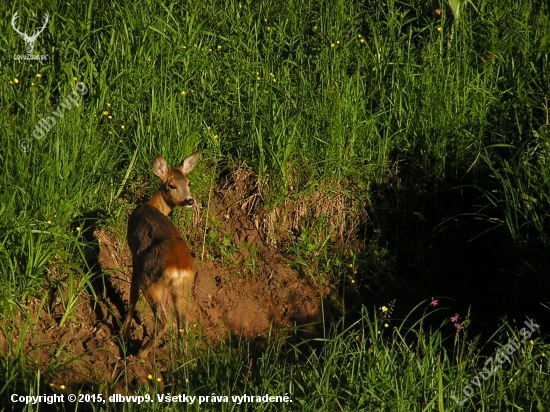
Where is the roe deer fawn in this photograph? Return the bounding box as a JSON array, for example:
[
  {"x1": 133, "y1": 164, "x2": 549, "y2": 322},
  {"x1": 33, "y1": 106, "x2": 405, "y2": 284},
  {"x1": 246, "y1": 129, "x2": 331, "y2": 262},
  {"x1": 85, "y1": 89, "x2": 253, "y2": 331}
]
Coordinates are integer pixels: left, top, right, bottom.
[{"x1": 121, "y1": 152, "x2": 199, "y2": 358}]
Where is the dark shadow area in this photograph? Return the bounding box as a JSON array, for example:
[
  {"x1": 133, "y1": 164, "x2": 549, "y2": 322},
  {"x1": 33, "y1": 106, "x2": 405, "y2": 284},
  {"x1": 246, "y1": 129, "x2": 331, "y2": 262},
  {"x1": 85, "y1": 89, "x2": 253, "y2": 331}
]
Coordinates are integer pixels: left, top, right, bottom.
[
  {"x1": 72, "y1": 211, "x2": 128, "y2": 335},
  {"x1": 355, "y1": 166, "x2": 550, "y2": 344}
]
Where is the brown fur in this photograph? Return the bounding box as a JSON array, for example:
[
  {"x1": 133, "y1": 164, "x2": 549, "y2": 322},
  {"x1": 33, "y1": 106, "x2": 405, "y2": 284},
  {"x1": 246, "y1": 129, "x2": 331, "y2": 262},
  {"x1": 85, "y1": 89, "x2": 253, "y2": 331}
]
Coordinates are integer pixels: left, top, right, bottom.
[{"x1": 121, "y1": 152, "x2": 199, "y2": 358}]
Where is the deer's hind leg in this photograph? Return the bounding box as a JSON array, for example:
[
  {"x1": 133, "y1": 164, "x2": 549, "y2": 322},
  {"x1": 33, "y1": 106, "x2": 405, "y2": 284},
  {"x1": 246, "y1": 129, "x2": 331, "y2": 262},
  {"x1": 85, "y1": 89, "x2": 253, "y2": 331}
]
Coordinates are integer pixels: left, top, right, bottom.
[
  {"x1": 170, "y1": 272, "x2": 194, "y2": 336},
  {"x1": 138, "y1": 282, "x2": 169, "y2": 358},
  {"x1": 121, "y1": 265, "x2": 142, "y2": 341}
]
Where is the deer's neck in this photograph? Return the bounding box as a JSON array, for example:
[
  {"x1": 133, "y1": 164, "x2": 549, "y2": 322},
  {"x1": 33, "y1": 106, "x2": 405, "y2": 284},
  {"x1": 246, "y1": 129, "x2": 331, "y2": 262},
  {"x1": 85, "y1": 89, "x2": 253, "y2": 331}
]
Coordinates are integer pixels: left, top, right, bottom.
[{"x1": 148, "y1": 193, "x2": 172, "y2": 216}]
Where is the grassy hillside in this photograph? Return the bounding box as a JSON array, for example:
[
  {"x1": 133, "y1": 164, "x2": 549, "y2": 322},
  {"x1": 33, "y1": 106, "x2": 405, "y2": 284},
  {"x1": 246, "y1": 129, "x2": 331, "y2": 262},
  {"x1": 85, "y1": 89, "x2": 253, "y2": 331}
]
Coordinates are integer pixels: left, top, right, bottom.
[{"x1": 1, "y1": 0, "x2": 550, "y2": 410}]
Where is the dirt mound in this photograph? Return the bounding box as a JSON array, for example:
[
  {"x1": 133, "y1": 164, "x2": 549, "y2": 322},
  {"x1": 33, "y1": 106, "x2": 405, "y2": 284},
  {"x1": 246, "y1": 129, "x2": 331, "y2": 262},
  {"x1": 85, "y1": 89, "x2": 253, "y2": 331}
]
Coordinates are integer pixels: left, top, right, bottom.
[
  {"x1": 5, "y1": 176, "x2": 335, "y2": 393},
  {"x1": 99, "y1": 176, "x2": 333, "y2": 346}
]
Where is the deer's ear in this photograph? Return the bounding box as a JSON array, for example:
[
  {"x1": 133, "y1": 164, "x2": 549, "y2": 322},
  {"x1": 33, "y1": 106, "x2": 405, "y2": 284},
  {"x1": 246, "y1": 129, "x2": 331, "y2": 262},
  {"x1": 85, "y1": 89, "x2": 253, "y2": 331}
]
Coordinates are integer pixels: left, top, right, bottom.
[
  {"x1": 180, "y1": 152, "x2": 199, "y2": 174},
  {"x1": 153, "y1": 156, "x2": 169, "y2": 179}
]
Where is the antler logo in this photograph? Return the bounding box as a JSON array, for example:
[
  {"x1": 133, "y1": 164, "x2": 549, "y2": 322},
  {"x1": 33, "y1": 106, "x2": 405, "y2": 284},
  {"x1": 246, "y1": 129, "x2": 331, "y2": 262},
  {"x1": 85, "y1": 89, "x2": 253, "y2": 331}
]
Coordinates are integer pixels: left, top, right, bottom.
[{"x1": 11, "y1": 11, "x2": 49, "y2": 55}]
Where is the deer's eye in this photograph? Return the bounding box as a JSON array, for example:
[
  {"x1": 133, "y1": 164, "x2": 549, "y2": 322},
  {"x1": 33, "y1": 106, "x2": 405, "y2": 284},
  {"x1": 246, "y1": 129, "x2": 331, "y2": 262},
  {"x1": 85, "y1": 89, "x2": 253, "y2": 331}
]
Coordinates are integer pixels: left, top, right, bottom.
[{"x1": 169, "y1": 184, "x2": 176, "y2": 190}]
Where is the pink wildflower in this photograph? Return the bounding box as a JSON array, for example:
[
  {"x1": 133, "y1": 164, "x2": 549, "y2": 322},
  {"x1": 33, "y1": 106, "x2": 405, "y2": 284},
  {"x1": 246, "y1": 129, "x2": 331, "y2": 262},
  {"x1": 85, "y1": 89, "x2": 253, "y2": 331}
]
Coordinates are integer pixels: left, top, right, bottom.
[
  {"x1": 429, "y1": 297, "x2": 439, "y2": 307},
  {"x1": 450, "y1": 313, "x2": 460, "y2": 323}
]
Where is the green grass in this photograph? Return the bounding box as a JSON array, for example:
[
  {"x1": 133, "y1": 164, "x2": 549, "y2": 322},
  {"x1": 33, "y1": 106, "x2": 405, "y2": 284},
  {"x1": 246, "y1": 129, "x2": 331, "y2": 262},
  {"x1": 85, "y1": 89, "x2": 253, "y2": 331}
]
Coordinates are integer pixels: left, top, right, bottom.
[
  {"x1": 1, "y1": 0, "x2": 550, "y2": 409},
  {"x1": 5, "y1": 305, "x2": 550, "y2": 411}
]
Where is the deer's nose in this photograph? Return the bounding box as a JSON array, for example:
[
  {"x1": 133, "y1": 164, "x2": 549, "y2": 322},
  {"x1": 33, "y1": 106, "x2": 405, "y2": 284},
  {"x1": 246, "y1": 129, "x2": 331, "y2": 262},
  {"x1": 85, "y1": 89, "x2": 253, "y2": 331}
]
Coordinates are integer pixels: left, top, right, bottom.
[{"x1": 182, "y1": 198, "x2": 194, "y2": 207}]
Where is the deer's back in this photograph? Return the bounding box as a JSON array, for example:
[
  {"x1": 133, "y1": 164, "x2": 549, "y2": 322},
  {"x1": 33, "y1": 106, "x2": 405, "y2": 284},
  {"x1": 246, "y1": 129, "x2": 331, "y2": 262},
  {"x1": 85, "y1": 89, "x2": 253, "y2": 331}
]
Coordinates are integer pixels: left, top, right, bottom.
[{"x1": 128, "y1": 204, "x2": 193, "y2": 281}]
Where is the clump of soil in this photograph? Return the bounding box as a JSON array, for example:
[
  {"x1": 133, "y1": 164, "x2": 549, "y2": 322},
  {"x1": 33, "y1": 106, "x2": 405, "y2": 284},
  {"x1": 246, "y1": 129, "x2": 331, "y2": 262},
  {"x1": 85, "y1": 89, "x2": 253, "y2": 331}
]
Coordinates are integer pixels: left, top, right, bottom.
[
  {"x1": 222, "y1": 165, "x2": 367, "y2": 249},
  {"x1": 5, "y1": 170, "x2": 338, "y2": 393}
]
